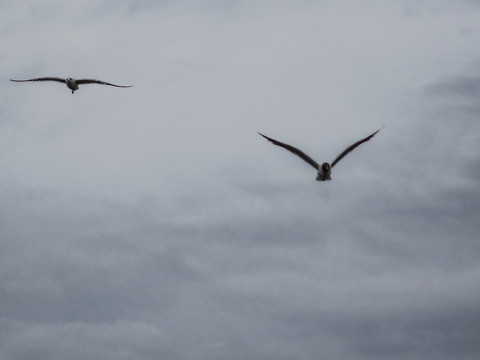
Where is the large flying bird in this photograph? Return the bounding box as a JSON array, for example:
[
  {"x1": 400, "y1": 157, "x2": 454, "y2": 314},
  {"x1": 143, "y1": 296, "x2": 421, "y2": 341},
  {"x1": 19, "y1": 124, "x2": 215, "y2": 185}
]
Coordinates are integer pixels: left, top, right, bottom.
[
  {"x1": 10, "y1": 77, "x2": 132, "y2": 94},
  {"x1": 258, "y1": 128, "x2": 381, "y2": 181}
]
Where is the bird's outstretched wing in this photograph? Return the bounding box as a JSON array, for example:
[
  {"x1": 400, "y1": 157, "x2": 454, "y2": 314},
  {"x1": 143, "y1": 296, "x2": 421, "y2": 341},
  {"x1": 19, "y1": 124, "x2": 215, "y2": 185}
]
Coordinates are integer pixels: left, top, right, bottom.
[
  {"x1": 331, "y1": 128, "x2": 381, "y2": 168},
  {"x1": 76, "y1": 79, "x2": 132, "y2": 88},
  {"x1": 10, "y1": 77, "x2": 65, "y2": 83},
  {"x1": 258, "y1": 132, "x2": 319, "y2": 170}
]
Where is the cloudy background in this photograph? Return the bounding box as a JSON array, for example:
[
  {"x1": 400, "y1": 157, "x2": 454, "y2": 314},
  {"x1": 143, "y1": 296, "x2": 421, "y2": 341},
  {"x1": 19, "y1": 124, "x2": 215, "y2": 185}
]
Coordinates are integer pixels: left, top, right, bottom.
[{"x1": 1, "y1": 1, "x2": 480, "y2": 359}]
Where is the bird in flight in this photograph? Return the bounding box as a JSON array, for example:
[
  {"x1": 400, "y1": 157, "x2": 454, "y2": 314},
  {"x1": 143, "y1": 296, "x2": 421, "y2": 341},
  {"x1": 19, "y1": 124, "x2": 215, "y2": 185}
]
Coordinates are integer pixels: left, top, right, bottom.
[
  {"x1": 10, "y1": 77, "x2": 132, "y2": 94},
  {"x1": 258, "y1": 128, "x2": 381, "y2": 181}
]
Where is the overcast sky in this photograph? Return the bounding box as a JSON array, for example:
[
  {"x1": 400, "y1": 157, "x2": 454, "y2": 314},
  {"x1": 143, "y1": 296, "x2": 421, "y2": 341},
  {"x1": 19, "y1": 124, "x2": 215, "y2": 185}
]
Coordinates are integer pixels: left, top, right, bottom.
[{"x1": 1, "y1": 1, "x2": 480, "y2": 359}]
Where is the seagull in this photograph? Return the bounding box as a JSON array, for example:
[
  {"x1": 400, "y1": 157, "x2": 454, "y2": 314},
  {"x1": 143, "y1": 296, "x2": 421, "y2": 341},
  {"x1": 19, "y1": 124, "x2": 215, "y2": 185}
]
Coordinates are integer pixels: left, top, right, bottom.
[
  {"x1": 10, "y1": 77, "x2": 132, "y2": 94},
  {"x1": 258, "y1": 128, "x2": 381, "y2": 181}
]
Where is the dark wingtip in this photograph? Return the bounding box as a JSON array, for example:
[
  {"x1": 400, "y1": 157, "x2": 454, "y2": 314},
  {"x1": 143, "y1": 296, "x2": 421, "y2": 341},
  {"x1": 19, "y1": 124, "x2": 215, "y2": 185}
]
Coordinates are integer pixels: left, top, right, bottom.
[
  {"x1": 376, "y1": 125, "x2": 386, "y2": 134},
  {"x1": 258, "y1": 132, "x2": 274, "y2": 143},
  {"x1": 371, "y1": 126, "x2": 384, "y2": 137}
]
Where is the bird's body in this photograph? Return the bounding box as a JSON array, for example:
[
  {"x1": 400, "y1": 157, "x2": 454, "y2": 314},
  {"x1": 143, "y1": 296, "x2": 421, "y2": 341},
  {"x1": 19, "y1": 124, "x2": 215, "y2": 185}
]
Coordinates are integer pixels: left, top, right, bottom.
[
  {"x1": 316, "y1": 162, "x2": 332, "y2": 181},
  {"x1": 258, "y1": 129, "x2": 381, "y2": 181},
  {"x1": 10, "y1": 77, "x2": 132, "y2": 94}
]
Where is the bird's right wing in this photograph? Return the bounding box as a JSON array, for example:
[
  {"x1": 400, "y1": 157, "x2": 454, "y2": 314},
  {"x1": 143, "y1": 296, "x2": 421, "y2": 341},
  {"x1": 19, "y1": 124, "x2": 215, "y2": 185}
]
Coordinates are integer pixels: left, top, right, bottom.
[
  {"x1": 10, "y1": 77, "x2": 65, "y2": 83},
  {"x1": 258, "y1": 132, "x2": 319, "y2": 170}
]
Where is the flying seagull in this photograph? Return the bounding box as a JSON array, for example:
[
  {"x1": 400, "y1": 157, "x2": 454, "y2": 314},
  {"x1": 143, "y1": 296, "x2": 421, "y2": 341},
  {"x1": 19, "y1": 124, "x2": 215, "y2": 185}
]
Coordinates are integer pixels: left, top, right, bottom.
[
  {"x1": 10, "y1": 77, "x2": 132, "y2": 94},
  {"x1": 258, "y1": 128, "x2": 381, "y2": 181}
]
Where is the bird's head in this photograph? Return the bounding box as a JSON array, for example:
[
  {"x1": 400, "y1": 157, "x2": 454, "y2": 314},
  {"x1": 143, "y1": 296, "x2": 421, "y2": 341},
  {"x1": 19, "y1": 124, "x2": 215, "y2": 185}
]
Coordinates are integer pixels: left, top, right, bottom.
[{"x1": 321, "y1": 162, "x2": 330, "y2": 172}]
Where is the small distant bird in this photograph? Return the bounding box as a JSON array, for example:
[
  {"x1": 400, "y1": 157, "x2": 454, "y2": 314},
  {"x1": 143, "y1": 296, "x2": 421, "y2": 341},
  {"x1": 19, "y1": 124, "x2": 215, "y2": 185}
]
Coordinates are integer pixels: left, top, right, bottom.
[
  {"x1": 258, "y1": 128, "x2": 381, "y2": 181},
  {"x1": 10, "y1": 77, "x2": 132, "y2": 94}
]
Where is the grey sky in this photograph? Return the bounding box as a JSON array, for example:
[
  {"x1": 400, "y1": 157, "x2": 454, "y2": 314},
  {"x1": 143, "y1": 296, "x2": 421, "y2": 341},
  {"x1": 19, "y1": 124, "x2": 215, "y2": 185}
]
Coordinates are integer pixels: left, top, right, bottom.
[{"x1": 1, "y1": 1, "x2": 480, "y2": 359}]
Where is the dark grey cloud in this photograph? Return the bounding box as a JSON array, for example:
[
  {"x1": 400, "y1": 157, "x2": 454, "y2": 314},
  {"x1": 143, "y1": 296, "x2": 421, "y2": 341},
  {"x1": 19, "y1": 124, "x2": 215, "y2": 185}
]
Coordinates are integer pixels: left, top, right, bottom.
[
  {"x1": 424, "y1": 74, "x2": 480, "y2": 124},
  {"x1": 425, "y1": 75, "x2": 480, "y2": 98}
]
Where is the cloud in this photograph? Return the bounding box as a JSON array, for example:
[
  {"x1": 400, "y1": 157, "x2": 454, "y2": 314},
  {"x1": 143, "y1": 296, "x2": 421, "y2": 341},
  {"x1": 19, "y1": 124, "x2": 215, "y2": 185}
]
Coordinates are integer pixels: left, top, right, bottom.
[
  {"x1": 1, "y1": 1, "x2": 480, "y2": 359},
  {"x1": 425, "y1": 75, "x2": 480, "y2": 98}
]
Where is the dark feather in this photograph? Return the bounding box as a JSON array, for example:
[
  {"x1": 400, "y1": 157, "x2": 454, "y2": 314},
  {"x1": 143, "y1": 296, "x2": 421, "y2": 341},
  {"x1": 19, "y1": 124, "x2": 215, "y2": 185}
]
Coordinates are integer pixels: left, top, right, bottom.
[
  {"x1": 258, "y1": 132, "x2": 319, "y2": 170},
  {"x1": 76, "y1": 79, "x2": 132, "y2": 87},
  {"x1": 331, "y1": 129, "x2": 381, "y2": 168},
  {"x1": 10, "y1": 77, "x2": 65, "y2": 83}
]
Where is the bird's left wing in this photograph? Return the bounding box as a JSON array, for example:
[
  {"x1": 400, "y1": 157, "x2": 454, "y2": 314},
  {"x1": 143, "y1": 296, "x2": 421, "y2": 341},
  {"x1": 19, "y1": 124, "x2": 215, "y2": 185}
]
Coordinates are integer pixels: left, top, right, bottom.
[
  {"x1": 331, "y1": 128, "x2": 381, "y2": 168},
  {"x1": 76, "y1": 79, "x2": 132, "y2": 88}
]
